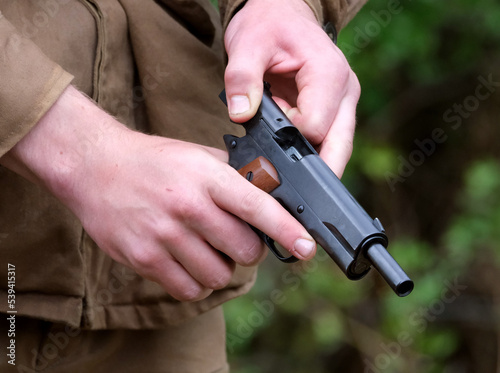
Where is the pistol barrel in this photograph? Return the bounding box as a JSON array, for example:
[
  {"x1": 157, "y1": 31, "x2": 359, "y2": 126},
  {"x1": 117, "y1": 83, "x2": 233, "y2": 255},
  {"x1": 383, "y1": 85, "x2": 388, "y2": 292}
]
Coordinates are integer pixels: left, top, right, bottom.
[{"x1": 366, "y1": 243, "x2": 414, "y2": 297}]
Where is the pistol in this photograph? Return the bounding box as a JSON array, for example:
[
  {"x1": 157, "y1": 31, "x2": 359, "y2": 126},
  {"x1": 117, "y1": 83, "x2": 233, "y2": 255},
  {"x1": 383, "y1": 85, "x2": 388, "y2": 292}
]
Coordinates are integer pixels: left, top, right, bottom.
[{"x1": 220, "y1": 84, "x2": 414, "y2": 297}]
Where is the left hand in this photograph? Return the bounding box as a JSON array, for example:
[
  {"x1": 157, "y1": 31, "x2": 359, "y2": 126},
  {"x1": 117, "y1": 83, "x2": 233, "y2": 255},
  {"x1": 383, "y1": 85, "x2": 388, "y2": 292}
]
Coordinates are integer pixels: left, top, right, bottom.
[{"x1": 224, "y1": 0, "x2": 361, "y2": 177}]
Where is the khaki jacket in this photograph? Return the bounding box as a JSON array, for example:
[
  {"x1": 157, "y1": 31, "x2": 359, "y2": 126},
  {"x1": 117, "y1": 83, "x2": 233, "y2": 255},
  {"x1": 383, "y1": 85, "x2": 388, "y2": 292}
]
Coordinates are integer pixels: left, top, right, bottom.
[{"x1": 0, "y1": 0, "x2": 367, "y2": 330}]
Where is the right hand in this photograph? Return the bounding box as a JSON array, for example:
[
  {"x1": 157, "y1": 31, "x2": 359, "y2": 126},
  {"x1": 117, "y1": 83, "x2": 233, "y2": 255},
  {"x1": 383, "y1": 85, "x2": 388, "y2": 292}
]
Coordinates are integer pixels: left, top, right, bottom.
[
  {"x1": 223, "y1": 0, "x2": 360, "y2": 178},
  {"x1": 0, "y1": 86, "x2": 317, "y2": 302}
]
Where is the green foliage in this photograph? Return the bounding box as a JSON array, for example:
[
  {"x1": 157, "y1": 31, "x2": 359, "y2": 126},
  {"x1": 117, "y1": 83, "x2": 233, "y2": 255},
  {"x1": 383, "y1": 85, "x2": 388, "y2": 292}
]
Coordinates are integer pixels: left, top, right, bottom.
[
  {"x1": 352, "y1": 137, "x2": 400, "y2": 182},
  {"x1": 445, "y1": 159, "x2": 500, "y2": 266},
  {"x1": 338, "y1": 0, "x2": 500, "y2": 117}
]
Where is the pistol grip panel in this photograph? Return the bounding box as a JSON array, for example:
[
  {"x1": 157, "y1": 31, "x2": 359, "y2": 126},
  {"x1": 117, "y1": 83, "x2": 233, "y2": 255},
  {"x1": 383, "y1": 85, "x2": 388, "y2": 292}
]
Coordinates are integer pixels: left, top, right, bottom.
[
  {"x1": 237, "y1": 156, "x2": 280, "y2": 193},
  {"x1": 225, "y1": 136, "x2": 298, "y2": 263}
]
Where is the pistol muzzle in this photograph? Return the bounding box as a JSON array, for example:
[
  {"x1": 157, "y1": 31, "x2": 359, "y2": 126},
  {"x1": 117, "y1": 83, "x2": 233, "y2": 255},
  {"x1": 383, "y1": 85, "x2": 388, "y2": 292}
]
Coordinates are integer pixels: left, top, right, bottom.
[{"x1": 366, "y1": 243, "x2": 414, "y2": 297}]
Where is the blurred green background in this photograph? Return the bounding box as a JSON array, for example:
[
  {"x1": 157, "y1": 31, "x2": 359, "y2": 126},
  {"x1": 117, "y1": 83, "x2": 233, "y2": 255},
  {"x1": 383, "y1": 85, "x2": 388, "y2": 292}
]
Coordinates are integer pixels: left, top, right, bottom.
[{"x1": 219, "y1": 0, "x2": 500, "y2": 372}]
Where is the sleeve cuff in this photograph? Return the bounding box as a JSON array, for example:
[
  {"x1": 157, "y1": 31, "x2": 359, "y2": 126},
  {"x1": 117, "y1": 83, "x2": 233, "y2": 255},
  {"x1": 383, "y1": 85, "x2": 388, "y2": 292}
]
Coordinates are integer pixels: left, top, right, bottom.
[
  {"x1": 219, "y1": 0, "x2": 247, "y2": 31},
  {"x1": 219, "y1": 0, "x2": 368, "y2": 33},
  {"x1": 0, "y1": 13, "x2": 74, "y2": 158}
]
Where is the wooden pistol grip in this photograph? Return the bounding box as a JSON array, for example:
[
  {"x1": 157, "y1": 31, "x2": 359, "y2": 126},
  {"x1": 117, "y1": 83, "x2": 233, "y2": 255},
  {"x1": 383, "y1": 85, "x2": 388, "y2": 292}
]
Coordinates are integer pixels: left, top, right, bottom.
[{"x1": 237, "y1": 156, "x2": 281, "y2": 193}]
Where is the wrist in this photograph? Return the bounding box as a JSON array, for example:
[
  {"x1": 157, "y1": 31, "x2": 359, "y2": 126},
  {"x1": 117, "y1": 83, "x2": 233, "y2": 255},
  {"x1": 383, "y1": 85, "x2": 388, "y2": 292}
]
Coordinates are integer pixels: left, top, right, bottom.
[{"x1": 233, "y1": 0, "x2": 319, "y2": 24}]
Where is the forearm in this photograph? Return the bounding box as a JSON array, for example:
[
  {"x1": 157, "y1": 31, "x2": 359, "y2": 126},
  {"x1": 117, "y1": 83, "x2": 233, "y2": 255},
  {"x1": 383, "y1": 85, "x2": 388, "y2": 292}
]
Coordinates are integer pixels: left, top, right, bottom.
[{"x1": 0, "y1": 85, "x2": 126, "y2": 207}]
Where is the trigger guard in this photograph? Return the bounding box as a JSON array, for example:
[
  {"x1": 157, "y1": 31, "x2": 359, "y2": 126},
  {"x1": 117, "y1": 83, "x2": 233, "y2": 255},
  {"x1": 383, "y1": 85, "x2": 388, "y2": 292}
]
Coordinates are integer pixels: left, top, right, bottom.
[
  {"x1": 249, "y1": 225, "x2": 299, "y2": 264},
  {"x1": 263, "y1": 235, "x2": 299, "y2": 264}
]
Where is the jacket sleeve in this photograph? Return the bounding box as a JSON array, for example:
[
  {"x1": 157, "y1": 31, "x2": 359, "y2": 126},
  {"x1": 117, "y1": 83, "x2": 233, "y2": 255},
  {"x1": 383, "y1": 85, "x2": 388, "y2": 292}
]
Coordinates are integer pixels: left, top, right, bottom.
[
  {"x1": 218, "y1": 0, "x2": 369, "y2": 32},
  {"x1": 303, "y1": 0, "x2": 369, "y2": 30},
  {"x1": 0, "y1": 12, "x2": 73, "y2": 158}
]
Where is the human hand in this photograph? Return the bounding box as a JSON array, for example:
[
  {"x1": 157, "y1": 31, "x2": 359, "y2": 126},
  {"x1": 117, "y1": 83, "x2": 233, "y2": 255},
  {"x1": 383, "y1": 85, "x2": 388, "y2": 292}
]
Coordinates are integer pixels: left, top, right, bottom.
[
  {"x1": 71, "y1": 134, "x2": 319, "y2": 301},
  {"x1": 224, "y1": 0, "x2": 361, "y2": 177},
  {"x1": 0, "y1": 86, "x2": 317, "y2": 302}
]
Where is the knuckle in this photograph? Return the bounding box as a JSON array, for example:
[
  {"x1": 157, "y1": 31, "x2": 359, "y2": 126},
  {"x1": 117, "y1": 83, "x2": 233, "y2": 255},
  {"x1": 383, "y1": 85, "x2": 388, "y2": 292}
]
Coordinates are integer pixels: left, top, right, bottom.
[
  {"x1": 159, "y1": 230, "x2": 186, "y2": 252},
  {"x1": 224, "y1": 65, "x2": 240, "y2": 83},
  {"x1": 203, "y1": 267, "x2": 234, "y2": 290},
  {"x1": 235, "y1": 238, "x2": 266, "y2": 266},
  {"x1": 299, "y1": 113, "x2": 328, "y2": 145},
  {"x1": 223, "y1": 64, "x2": 260, "y2": 96},
  {"x1": 307, "y1": 125, "x2": 328, "y2": 145},
  {"x1": 172, "y1": 195, "x2": 206, "y2": 224},
  {"x1": 224, "y1": 65, "x2": 248, "y2": 89},
  {"x1": 130, "y1": 249, "x2": 160, "y2": 273},
  {"x1": 271, "y1": 220, "x2": 296, "y2": 250},
  {"x1": 325, "y1": 51, "x2": 352, "y2": 88},
  {"x1": 175, "y1": 285, "x2": 211, "y2": 302},
  {"x1": 274, "y1": 219, "x2": 294, "y2": 237},
  {"x1": 238, "y1": 189, "x2": 267, "y2": 220}
]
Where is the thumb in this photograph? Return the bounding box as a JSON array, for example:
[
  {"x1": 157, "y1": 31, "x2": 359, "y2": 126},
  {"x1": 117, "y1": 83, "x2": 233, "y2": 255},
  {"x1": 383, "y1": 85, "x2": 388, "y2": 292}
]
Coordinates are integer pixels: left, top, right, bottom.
[{"x1": 224, "y1": 48, "x2": 267, "y2": 123}]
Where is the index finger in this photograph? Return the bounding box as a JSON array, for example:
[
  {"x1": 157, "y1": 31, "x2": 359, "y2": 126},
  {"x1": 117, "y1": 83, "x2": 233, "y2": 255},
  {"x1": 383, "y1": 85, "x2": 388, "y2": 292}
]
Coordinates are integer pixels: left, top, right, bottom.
[
  {"x1": 317, "y1": 70, "x2": 360, "y2": 177},
  {"x1": 287, "y1": 48, "x2": 353, "y2": 146},
  {"x1": 288, "y1": 58, "x2": 360, "y2": 177},
  {"x1": 208, "y1": 166, "x2": 317, "y2": 261}
]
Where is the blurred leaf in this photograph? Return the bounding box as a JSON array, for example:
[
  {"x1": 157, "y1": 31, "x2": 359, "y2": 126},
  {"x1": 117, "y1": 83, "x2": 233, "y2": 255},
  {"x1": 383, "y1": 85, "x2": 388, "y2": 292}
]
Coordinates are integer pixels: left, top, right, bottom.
[
  {"x1": 357, "y1": 141, "x2": 399, "y2": 181},
  {"x1": 311, "y1": 308, "x2": 345, "y2": 349},
  {"x1": 417, "y1": 329, "x2": 460, "y2": 358},
  {"x1": 388, "y1": 238, "x2": 436, "y2": 273},
  {"x1": 462, "y1": 159, "x2": 500, "y2": 203}
]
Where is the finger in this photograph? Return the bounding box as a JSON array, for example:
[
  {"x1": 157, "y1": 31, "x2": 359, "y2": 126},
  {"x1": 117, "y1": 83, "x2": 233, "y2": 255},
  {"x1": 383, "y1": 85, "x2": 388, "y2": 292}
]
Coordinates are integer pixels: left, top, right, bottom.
[
  {"x1": 167, "y1": 229, "x2": 238, "y2": 290},
  {"x1": 318, "y1": 72, "x2": 360, "y2": 177},
  {"x1": 287, "y1": 48, "x2": 352, "y2": 146},
  {"x1": 200, "y1": 146, "x2": 228, "y2": 163},
  {"x1": 209, "y1": 168, "x2": 317, "y2": 261},
  {"x1": 261, "y1": 73, "x2": 299, "y2": 109},
  {"x1": 165, "y1": 168, "x2": 267, "y2": 265},
  {"x1": 224, "y1": 35, "x2": 267, "y2": 122},
  {"x1": 130, "y1": 245, "x2": 213, "y2": 302},
  {"x1": 190, "y1": 204, "x2": 268, "y2": 266}
]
